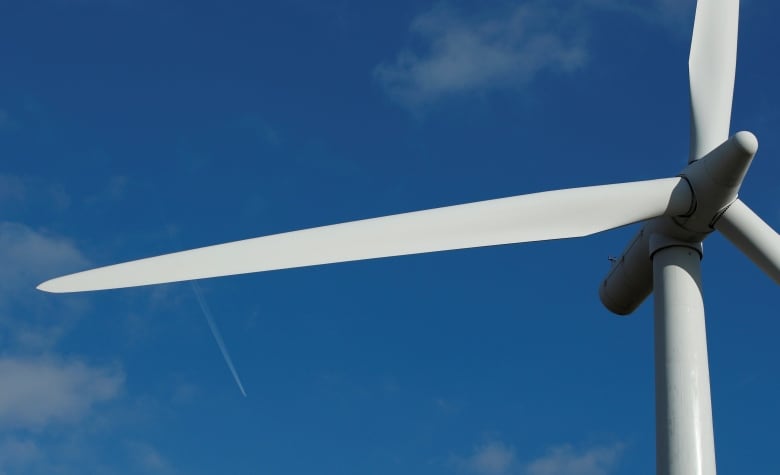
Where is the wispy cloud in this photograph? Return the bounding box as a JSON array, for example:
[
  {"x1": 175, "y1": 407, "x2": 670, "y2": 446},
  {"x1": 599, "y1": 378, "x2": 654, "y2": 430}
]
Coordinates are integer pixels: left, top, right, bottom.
[
  {"x1": 0, "y1": 174, "x2": 72, "y2": 212},
  {"x1": 0, "y1": 433, "x2": 173, "y2": 475},
  {"x1": 450, "y1": 440, "x2": 624, "y2": 475},
  {"x1": 374, "y1": 3, "x2": 587, "y2": 109},
  {"x1": 525, "y1": 443, "x2": 624, "y2": 475},
  {"x1": 585, "y1": 0, "x2": 695, "y2": 29},
  {"x1": 0, "y1": 436, "x2": 42, "y2": 469},
  {"x1": 452, "y1": 441, "x2": 517, "y2": 475},
  {"x1": 0, "y1": 219, "x2": 175, "y2": 474},
  {"x1": 0, "y1": 222, "x2": 88, "y2": 337},
  {"x1": 0, "y1": 355, "x2": 123, "y2": 430},
  {"x1": 126, "y1": 441, "x2": 176, "y2": 474},
  {"x1": 0, "y1": 223, "x2": 87, "y2": 296},
  {"x1": 375, "y1": 0, "x2": 698, "y2": 110}
]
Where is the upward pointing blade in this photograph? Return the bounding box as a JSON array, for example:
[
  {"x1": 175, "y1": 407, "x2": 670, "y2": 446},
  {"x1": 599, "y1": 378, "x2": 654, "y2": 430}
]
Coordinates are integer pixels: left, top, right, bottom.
[
  {"x1": 38, "y1": 177, "x2": 692, "y2": 293},
  {"x1": 689, "y1": 0, "x2": 740, "y2": 161}
]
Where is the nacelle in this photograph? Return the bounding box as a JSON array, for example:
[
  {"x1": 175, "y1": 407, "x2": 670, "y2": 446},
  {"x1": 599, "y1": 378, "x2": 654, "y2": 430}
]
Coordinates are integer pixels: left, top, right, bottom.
[
  {"x1": 600, "y1": 132, "x2": 757, "y2": 316},
  {"x1": 599, "y1": 227, "x2": 653, "y2": 316}
]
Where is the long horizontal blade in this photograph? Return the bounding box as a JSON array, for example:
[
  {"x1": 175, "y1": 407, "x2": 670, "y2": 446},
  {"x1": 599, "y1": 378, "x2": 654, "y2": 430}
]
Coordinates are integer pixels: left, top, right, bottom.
[
  {"x1": 689, "y1": 0, "x2": 740, "y2": 161},
  {"x1": 714, "y1": 199, "x2": 780, "y2": 284},
  {"x1": 38, "y1": 177, "x2": 691, "y2": 293}
]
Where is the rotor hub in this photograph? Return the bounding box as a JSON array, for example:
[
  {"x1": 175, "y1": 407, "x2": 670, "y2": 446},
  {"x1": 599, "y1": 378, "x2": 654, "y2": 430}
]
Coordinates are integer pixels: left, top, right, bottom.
[
  {"x1": 599, "y1": 131, "x2": 759, "y2": 316},
  {"x1": 662, "y1": 131, "x2": 758, "y2": 243}
]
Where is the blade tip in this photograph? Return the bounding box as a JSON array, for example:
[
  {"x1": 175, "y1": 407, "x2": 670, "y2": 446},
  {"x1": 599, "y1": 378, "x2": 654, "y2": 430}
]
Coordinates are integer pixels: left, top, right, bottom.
[
  {"x1": 37, "y1": 276, "x2": 91, "y2": 294},
  {"x1": 36, "y1": 280, "x2": 59, "y2": 293}
]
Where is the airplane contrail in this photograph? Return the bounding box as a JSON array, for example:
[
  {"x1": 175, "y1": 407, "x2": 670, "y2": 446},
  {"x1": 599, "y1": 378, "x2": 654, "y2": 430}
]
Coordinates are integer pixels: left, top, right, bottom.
[{"x1": 189, "y1": 280, "x2": 247, "y2": 397}]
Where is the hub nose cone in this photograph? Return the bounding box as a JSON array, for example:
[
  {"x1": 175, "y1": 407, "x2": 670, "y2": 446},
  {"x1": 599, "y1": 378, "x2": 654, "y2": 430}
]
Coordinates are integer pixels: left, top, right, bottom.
[
  {"x1": 674, "y1": 131, "x2": 761, "y2": 236},
  {"x1": 690, "y1": 132, "x2": 759, "y2": 189},
  {"x1": 733, "y1": 131, "x2": 758, "y2": 155}
]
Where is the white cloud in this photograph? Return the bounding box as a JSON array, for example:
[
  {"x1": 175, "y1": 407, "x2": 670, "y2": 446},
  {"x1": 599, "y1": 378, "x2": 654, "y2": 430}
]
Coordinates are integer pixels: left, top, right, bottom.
[
  {"x1": 471, "y1": 442, "x2": 516, "y2": 475},
  {"x1": 374, "y1": 0, "x2": 698, "y2": 109},
  {"x1": 374, "y1": 3, "x2": 587, "y2": 108},
  {"x1": 0, "y1": 434, "x2": 174, "y2": 475},
  {"x1": 450, "y1": 440, "x2": 624, "y2": 475},
  {"x1": 126, "y1": 441, "x2": 175, "y2": 473},
  {"x1": 0, "y1": 356, "x2": 123, "y2": 430},
  {"x1": 585, "y1": 0, "x2": 695, "y2": 29},
  {"x1": 0, "y1": 174, "x2": 72, "y2": 211},
  {"x1": 525, "y1": 443, "x2": 624, "y2": 475},
  {"x1": 0, "y1": 222, "x2": 88, "y2": 300},
  {"x1": 453, "y1": 441, "x2": 517, "y2": 475},
  {"x1": 0, "y1": 358, "x2": 176, "y2": 475},
  {"x1": 0, "y1": 436, "x2": 42, "y2": 469},
  {"x1": 0, "y1": 222, "x2": 90, "y2": 351}
]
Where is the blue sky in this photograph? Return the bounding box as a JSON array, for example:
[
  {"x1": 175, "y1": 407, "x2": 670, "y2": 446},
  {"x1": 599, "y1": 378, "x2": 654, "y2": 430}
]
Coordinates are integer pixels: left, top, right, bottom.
[{"x1": 1, "y1": 0, "x2": 778, "y2": 474}]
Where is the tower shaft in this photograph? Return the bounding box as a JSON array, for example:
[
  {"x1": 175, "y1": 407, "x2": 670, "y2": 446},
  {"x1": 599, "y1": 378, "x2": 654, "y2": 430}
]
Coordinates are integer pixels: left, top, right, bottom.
[{"x1": 653, "y1": 244, "x2": 716, "y2": 475}]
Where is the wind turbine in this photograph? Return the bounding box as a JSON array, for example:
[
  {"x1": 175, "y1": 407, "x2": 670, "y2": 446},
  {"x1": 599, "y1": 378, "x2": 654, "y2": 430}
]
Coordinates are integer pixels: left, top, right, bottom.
[{"x1": 37, "y1": 1, "x2": 779, "y2": 474}]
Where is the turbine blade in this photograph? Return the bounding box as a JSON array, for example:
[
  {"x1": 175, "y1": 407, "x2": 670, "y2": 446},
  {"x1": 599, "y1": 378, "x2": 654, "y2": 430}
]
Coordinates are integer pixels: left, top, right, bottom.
[
  {"x1": 689, "y1": 0, "x2": 740, "y2": 161},
  {"x1": 714, "y1": 199, "x2": 780, "y2": 284},
  {"x1": 37, "y1": 177, "x2": 692, "y2": 293}
]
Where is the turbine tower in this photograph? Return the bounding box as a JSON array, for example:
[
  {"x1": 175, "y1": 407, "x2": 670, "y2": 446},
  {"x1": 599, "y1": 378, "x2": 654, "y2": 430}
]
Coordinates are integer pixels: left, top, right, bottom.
[{"x1": 38, "y1": 1, "x2": 779, "y2": 474}]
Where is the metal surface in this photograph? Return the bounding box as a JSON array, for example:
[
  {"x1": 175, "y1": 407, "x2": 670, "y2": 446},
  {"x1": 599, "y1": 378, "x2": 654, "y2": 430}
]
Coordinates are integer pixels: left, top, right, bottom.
[{"x1": 653, "y1": 244, "x2": 716, "y2": 475}]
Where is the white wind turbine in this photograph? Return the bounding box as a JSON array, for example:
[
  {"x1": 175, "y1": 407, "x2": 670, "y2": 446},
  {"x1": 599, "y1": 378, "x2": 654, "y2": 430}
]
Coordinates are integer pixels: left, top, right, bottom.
[{"x1": 38, "y1": 1, "x2": 779, "y2": 474}]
